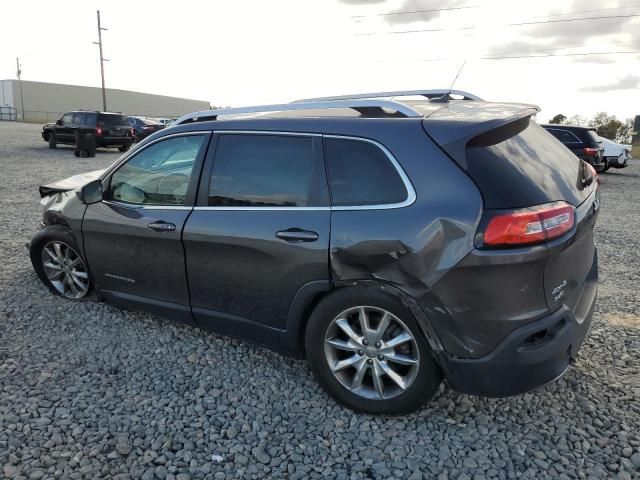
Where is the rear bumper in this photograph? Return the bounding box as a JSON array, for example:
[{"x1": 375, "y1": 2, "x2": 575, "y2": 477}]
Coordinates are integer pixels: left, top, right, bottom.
[
  {"x1": 97, "y1": 136, "x2": 134, "y2": 147},
  {"x1": 438, "y1": 250, "x2": 598, "y2": 397}
]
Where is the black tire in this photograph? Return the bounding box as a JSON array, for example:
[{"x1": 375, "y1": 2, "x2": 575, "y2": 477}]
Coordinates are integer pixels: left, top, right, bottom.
[
  {"x1": 48, "y1": 132, "x2": 57, "y2": 149},
  {"x1": 305, "y1": 287, "x2": 442, "y2": 414},
  {"x1": 30, "y1": 225, "x2": 93, "y2": 300},
  {"x1": 602, "y1": 159, "x2": 610, "y2": 172},
  {"x1": 118, "y1": 144, "x2": 130, "y2": 152}
]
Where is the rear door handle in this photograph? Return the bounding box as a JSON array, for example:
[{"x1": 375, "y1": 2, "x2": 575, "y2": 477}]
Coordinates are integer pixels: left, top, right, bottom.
[
  {"x1": 276, "y1": 228, "x2": 319, "y2": 242},
  {"x1": 147, "y1": 221, "x2": 176, "y2": 232}
]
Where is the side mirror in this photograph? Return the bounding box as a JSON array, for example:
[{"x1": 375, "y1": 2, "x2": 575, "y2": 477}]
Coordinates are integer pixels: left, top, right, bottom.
[
  {"x1": 80, "y1": 179, "x2": 103, "y2": 205},
  {"x1": 56, "y1": 120, "x2": 63, "y2": 126}
]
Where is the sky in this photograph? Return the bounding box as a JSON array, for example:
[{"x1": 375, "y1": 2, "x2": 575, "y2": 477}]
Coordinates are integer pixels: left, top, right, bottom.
[{"x1": 1, "y1": 0, "x2": 639, "y2": 121}]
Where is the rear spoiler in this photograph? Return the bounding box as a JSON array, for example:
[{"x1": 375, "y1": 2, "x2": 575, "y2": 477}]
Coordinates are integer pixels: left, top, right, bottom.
[{"x1": 422, "y1": 102, "x2": 540, "y2": 169}]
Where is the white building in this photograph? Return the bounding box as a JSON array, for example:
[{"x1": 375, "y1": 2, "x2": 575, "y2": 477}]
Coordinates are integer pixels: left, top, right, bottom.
[{"x1": 0, "y1": 79, "x2": 210, "y2": 123}]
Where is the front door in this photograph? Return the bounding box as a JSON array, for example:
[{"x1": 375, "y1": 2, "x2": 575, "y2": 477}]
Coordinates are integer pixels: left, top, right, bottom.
[
  {"x1": 183, "y1": 132, "x2": 330, "y2": 343},
  {"x1": 82, "y1": 132, "x2": 210, "y2": 321},
  {"x1": 57, "y1": 112, "x2": 75, "y2": 143}
]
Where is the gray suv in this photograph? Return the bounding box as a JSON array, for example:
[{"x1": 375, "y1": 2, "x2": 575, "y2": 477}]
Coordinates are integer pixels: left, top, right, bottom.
[{"x1": 30, "y1": 90, "x2": 600, "y2": 414}]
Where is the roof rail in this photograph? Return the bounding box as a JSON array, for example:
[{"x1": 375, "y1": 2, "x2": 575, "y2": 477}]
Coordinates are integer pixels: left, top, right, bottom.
[
  {"x1": 293, "y1": 89, "x2": 483, "y2": 102},
  {"x1": 173, "y1": 99, "x2": 422, "y2": 125}
]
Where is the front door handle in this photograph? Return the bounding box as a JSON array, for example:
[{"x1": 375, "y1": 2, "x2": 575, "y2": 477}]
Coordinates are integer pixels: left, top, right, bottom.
[
  {"x1": 276, "y1": 228, "x2": 319, "y2": 243},
  {"x1": 147, "y1": 221, "x2": 176, "y2": 232}
]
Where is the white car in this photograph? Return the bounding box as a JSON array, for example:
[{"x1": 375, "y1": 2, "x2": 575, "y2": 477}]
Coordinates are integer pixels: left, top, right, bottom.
[{"x1": 600, "y1": 137, "x2": 632, "y2": 169}]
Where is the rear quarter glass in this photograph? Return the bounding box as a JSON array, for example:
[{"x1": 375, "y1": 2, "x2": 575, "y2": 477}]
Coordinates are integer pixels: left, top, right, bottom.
[{"x1": 465, "y1": 120, "x2": 591, "y2": 209}]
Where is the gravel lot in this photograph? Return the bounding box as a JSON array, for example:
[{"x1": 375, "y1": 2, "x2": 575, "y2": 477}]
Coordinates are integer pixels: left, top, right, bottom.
[{"x1": 0, "y1": 121, "x2": 639, "y2": 480}]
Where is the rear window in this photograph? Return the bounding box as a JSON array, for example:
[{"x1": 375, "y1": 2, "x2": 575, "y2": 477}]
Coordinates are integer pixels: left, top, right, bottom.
[
  {"x1": 466, "y1": 120, "x2": 590, "y2": 208},
  {"x1": 98, "y1": 114, "x2": 129, "y2": 127},
  {"x1": 324, "y1": 138, "x2": 407, "y2": 206},
  {"x1": 586, "y1": 130, "x2": 602, "y2": 145}
]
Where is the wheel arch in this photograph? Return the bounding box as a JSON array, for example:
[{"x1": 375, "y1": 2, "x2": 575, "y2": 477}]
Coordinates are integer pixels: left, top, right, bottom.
[{"x1": 281, "y1": 279, "x2": 444, "y2": 357}]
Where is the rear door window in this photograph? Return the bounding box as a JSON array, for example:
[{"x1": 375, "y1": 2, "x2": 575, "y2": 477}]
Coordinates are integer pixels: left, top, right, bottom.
[
  {"x1": 208, "y1": 134, "x2": 318, "y2": 207},
  {"x1": 324, "y1": 137, "x2": 408, "y2": 207},
  {"x1": 547, "y1": 129, "x2": 581, "y2": 144}
]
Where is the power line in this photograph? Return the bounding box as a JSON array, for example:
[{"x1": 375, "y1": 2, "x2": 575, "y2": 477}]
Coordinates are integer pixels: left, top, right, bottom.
[
  {"x1": 351, "y1": 5, "x2": 478, "y2": 19},
  {"x1": 487, "y1": 40, "x2": 640, "y2": 58},
  {"x1": 510, "y1": 13, "x2": 640, "y2": 26},
  {"x1": 353, "y1": 4, "x2": 640, "y2": 21},
  {"x1": 481, "y1": 50, "x2": 640, "y2": 60},
  {"x1": 380, "y1": 50, "x2": 640, "y2": 64},
  {"x1": 357, "y1": 13, "x2": 640, "y2": 35},
  {"x1": 528, "y1": 4, "x2": 640, "y2": 19}
]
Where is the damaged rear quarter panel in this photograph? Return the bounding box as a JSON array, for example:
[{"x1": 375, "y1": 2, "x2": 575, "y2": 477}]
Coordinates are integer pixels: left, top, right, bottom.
[{"x1": 328, "y1": 124, "x2": 483, "y2": 353}]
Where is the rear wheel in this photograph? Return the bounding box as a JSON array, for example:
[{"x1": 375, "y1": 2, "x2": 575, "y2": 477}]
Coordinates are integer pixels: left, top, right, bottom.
[
  {"x1": 30, "y1": 226, "x2": 92, "y2": 300},
  {"x1": 602, "y1": 158, "x2": 610, "y2": 172},
  {"x1": 48, "y1": 132, "x2": 57, "y2": 149},
  {"x1": 118, "y1": 144, "x2": 130, "y2": 152},
  {"x1": 305, "y1": 288, "x2": 442, "y2": 414}
]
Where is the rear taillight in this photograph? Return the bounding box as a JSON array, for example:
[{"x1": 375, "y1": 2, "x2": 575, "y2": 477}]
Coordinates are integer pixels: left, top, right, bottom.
[
  {"x1": 583, "y1": 147, "x2": 599, "y2": 156},
  {"x1": 482, "y1": 202, "x2": 575, "y2": 247},
  {"x1": 585, "y1": 162, "x2": 599, "y2": 184},
  {"x1": 95, "y1": 127, "x2": 102, "y2": 136}
]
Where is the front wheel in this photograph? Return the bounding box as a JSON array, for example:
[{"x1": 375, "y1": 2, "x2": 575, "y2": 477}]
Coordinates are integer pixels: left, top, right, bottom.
[
  {"x1": 48, "y1": 132, "x2": 57, "y2": 149},
  {"x1": 30, "y1": 226, "x2": 92, "y2": 299},
  {"x1": 305, "y1": 288, "x2": 442, "y2": 414}
]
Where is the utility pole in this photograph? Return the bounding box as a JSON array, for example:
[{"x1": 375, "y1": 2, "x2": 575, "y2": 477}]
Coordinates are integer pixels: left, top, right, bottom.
[
  {"x1": 93, "y1": 10, "x2": 108, "y2": 111},
  {"x1": 16, "y1": 57, "x2": 25, "y2": 121}
]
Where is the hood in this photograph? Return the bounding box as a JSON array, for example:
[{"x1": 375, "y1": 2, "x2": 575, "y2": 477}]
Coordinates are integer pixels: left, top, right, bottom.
[{"x1": 39, "y1": 169, "x2": 105, "y2": 197}]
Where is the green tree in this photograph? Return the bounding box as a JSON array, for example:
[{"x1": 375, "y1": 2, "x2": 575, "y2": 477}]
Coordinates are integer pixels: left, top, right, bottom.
[
  {"x1": 589, "y1": 112, "x2": 623, "y2": 140},
  {"x1": 615, "y1": 118, "x2": 634, "y2": 144},
  {"x1": 548, "y1": 114, "x2": 567, "y2": 124}
]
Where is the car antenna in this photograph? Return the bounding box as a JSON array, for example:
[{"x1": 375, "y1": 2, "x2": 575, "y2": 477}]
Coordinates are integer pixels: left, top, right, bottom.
[{"x1": 431, "y1": 60, "x2": 466, "y2": 103}]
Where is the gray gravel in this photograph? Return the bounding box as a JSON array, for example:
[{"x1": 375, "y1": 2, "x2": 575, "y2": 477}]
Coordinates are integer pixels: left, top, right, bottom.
[{"x1": 1, "y1": 121, "x2": 639, "y2": 479}]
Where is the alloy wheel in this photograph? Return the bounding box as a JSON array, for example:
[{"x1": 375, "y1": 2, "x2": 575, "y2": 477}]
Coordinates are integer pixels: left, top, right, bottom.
[
  {"x1": 324, "y1": 306, "x2": 420, "y2": 400},
  {"x1": 41, "y1": 241, "x2": 90, "y2": 299}
]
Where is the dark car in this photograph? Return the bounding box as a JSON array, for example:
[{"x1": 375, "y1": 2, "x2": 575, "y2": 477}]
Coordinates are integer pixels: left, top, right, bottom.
[
  {"x1": 128, "y1": 116, "x2": 164, "y2": 142},
  {"x1": 29, "y1": 90, "x2": 600, "y2": 414},
  {"x1": 42, "y1": 111, "x2": 134, "y2": 152},
  {"x1": 542, "y1": 124, "x2": 605, "y2": 172}
]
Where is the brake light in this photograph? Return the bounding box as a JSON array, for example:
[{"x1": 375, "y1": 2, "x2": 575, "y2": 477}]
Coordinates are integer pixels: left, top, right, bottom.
[
  {"x1": 583, "y1": 147, "x2": 599, "y2": 156},
  {"x1": 95, "y1": 127, "x2": 102, "y2": 136},
  {"x1": 483, "y1": 202, "x2": 575, "y2": 247},
  {"x1": 585, "y1": 162, "x2": 599, "y2": 184}
]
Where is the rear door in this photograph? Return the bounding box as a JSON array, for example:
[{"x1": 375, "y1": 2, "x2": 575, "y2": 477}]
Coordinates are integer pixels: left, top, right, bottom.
[
  {"x1": 183, "y1": 132, "x2": 330, "y2": 341},
  {"x1": 82, "y1": 132, "x2": 210, "y2": 321}
]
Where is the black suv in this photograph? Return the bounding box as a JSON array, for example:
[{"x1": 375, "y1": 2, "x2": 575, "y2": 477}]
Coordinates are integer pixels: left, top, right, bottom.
[
  {"x1": 30, "y1": 91, "x2": 600, "y2": 414},
  {"x1": 541, "y1": 124, "x2": 605, "y2": 172},
  {"x1": 43, "y1": 111, "x2": 134, "y2": 152}
]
